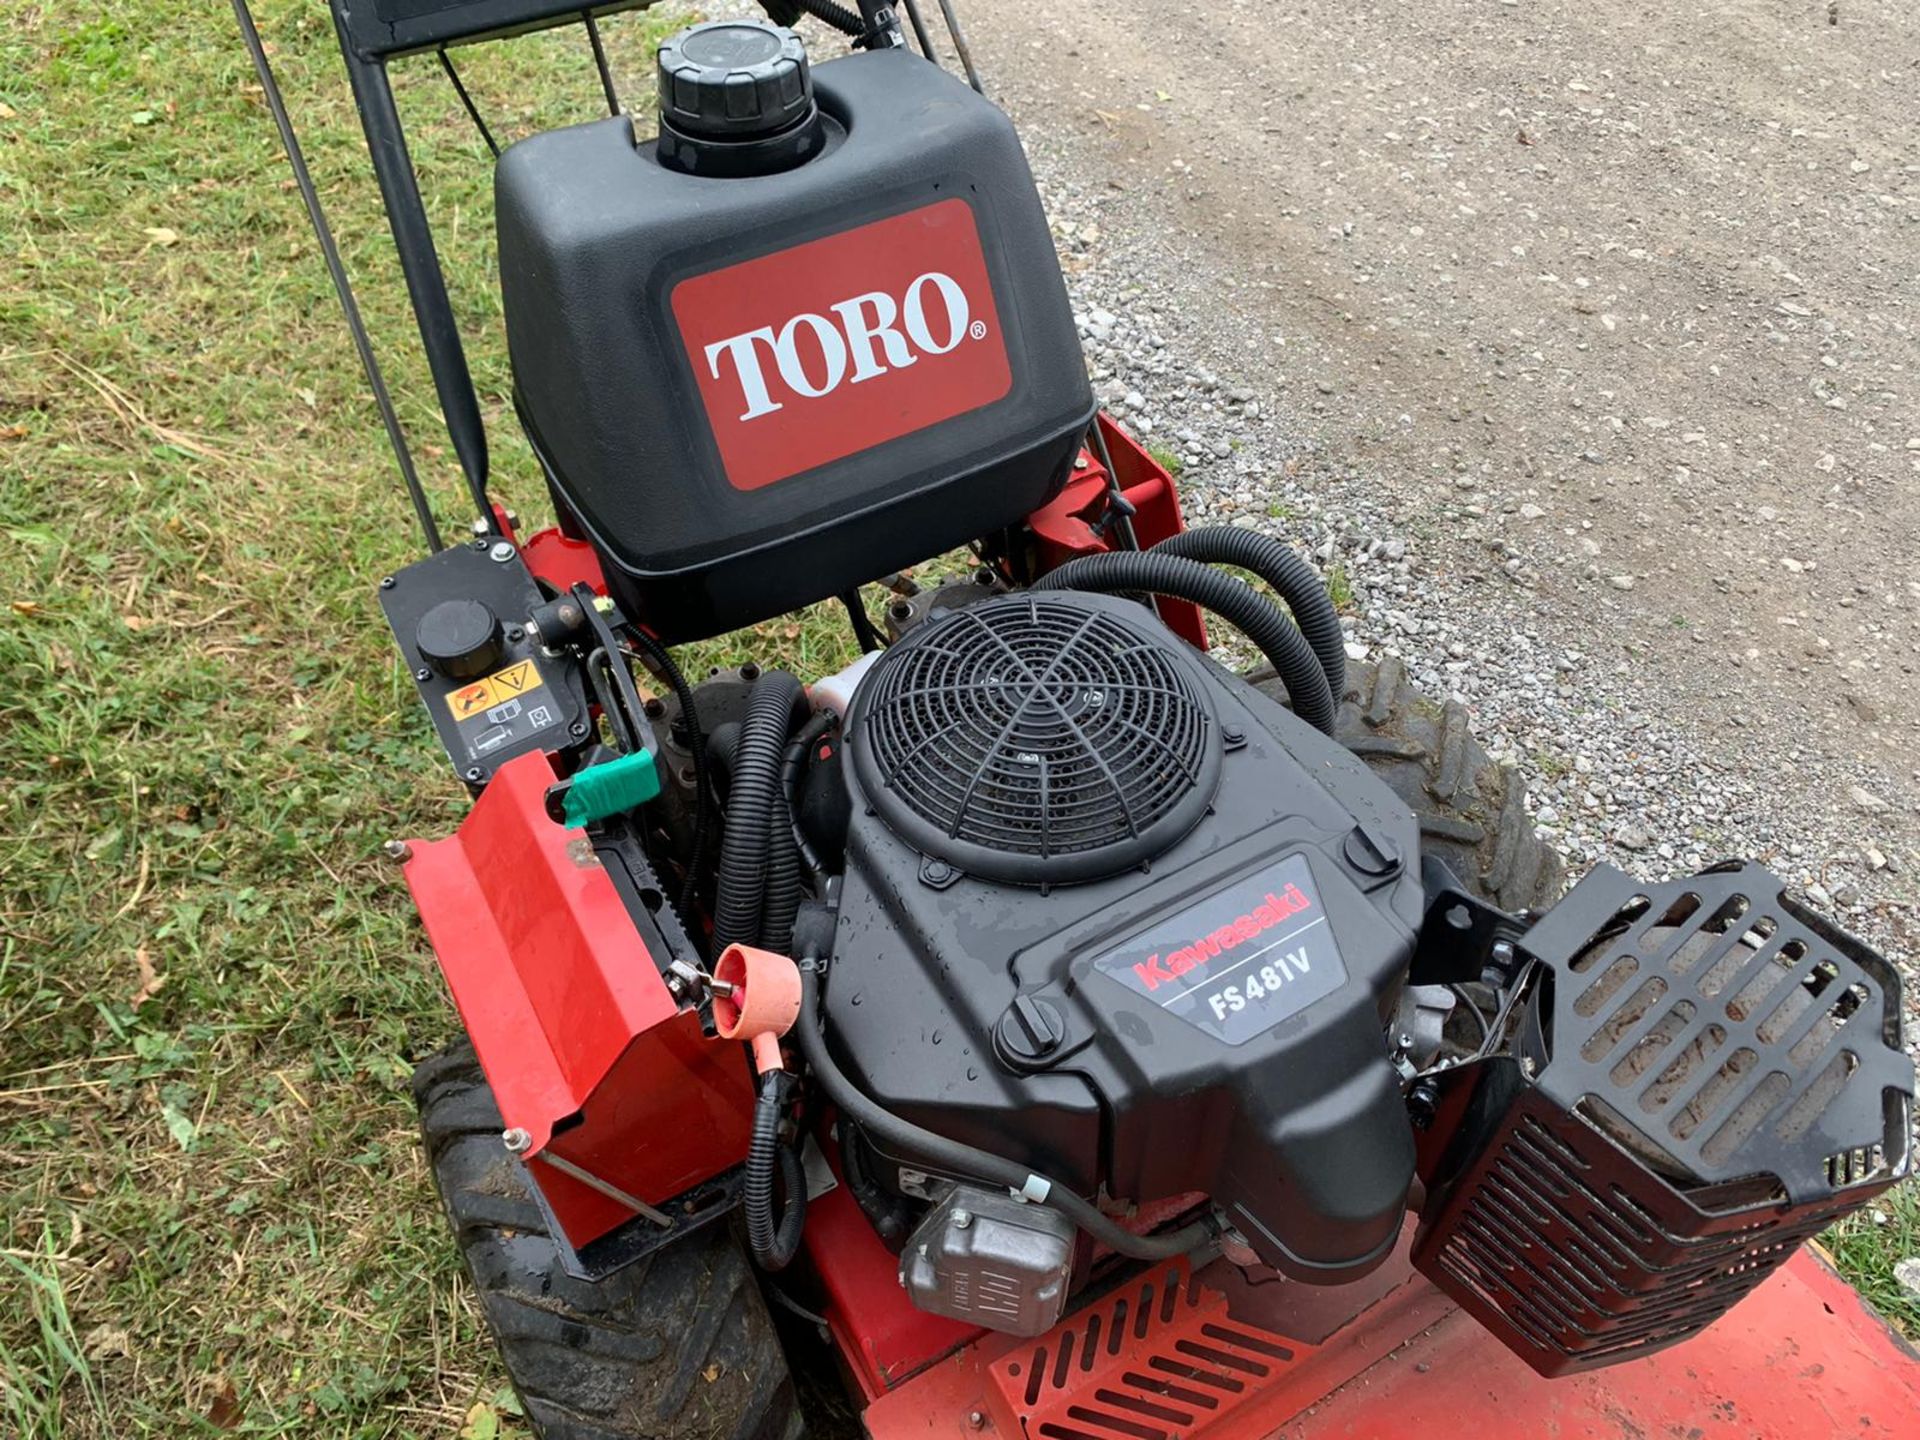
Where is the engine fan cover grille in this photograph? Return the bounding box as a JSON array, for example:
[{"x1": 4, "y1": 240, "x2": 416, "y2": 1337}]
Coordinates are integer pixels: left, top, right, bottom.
[{"x1": 849, "y1": 593, "x2": 1221, "y2": 884}]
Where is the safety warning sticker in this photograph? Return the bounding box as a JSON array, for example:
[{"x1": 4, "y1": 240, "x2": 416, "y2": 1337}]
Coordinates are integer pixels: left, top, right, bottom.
[
  {"x1": 1091, "y1": 852, "x2": 1348, "y2": 1046},
  {"x1": 443, "y1": 659, "x2": 561, "y2": 760},
  {"x1": 445, "y1": 660, "x2": 545, "y2": 721}
]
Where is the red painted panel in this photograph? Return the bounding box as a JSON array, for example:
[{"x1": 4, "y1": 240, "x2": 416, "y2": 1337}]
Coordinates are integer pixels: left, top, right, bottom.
[
  {"x1": 1292, "y1": 1250, "x2": 1919, "y2": 1439},
  {"x1": 807, "y1": 1178, "x2": 982, "y2": 1399},
  {"x1": 402, "y1": 751, "x2": 753, "y2": 1248},
  {"x1": 1025, "y1": 414, "x2": 1208, "y2": 649},
  {"x1": 520, "y1": 526, "x2": 608, "y2": 598},
  {"x1": 864, "y1": 1241, "x2": 1919, "y2": 1440}
]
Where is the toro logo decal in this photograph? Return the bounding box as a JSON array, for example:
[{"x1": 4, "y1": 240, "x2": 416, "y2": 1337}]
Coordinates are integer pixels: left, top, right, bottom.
[
  {"x1": 671, "y1": 198, "x2": 1012, "y2": 492},
  {"x1": 1131, "y1": 884, "x2": 1313, "y2": 993}
]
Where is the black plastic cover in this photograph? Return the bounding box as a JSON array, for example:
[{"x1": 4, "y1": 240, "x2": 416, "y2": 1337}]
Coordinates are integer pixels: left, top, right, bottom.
[
  {"x1": 829, "y1": 595, "x2": 1426, "y2": 1281},
  {"x1": 495, "y1": 49, "x2": 1093, "y2": 641},
  {"x1": 379, "y1": 540, "x2": 589, "y2": 786}
]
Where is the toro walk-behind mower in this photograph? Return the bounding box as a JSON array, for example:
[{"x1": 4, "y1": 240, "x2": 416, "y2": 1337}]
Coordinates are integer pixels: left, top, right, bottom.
[{"x1": 235, "y1": 1, "x2": 1919, "y2": 1435}]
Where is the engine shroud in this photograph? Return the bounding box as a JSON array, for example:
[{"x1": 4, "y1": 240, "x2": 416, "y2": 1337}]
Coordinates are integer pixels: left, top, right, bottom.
[{"x1": 830, "y1": 593, "x2": 1426, "y2": 1280}]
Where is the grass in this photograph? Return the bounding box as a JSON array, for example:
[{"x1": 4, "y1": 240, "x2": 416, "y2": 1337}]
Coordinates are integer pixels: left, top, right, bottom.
[
  {"x1": 0, "y1": 2, "x2": 726, "y2": 1434},
  {"x1": 1825, "y1": 1185, "x2": 1920, "y2": 1339},
  {"x1": 1324, "y1": 561, "x2": 1355, "y2": 612},
  {"x1": 1, "y1": 1, "x2": 1913, "y2": 1435},
  {"x1": 1144, "y1": 440, "x2": 1183, "y2": 476}
]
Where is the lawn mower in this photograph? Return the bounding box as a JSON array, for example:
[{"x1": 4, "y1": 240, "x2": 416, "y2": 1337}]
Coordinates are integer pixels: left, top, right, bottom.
[{"x1": 235, "y1": 1, "x2": 1920, "y2": 1435}]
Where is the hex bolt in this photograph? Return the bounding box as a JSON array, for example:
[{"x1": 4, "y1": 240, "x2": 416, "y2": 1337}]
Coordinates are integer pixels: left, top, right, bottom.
[
  {"x1": 968, "y1": 1412, "x2": 988, "y2": 1430},
  {"x1": 381, "y1": 839, "x2": 412, "y2": 863},
  {"x1": 1406, "y1": 1081, "x2": 1440, "y2": 1130},
  {"x1": 950, "y1": 1208, "x2": 973, "y2": 1230},
  {"x1": 489, "y1": 541, "x2": 516, "y2": 563},
  {"x1": 470, "y1": 517, "x2": 492, "y2": 537},
  {"x1": 501, "y1": 1127, "x2": 532, "y2": 1154}
]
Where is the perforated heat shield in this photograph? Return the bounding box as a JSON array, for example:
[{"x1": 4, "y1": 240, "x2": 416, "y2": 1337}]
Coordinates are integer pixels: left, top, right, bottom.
[{"x1": 1414, "y1": 861, "x2": 1912, "y2": 1376}]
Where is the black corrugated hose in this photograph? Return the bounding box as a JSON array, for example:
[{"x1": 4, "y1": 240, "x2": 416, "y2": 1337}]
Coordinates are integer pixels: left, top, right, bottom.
[
  {"x1": 745, "y1": 1070, "x2": 807, "y2": 1271},
  {"x1": 757, "y1": 0, "x2": 864, "y2": 36},
  {"x1": 792, "y1": 959, "x2": 1214, "y2": 1262},
  {"x1": 1150, "y1": 527, "x2": 1346, "y2": 702},
  {"x1": 779, "y1": 711, "x2": 839, "y2": 895},
  {"x1": 627, "y1": 631, "x2": 712, "y2": 916},
  {"x1": 711, "y1": 672, "x2": 807, "y2": 954},
  {"x1": 1032, "y1": 552, "x2": 1337, "y2": 734}
]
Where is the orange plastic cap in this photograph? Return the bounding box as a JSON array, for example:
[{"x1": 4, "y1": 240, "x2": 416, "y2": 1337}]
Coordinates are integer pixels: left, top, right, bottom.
[{"x1": 711, "y1": 944, "x2": 803, "y2": 1074}]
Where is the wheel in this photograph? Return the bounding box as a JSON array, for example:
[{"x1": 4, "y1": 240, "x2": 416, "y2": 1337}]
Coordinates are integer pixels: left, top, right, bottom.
[
  {"x1": 413, "y1": 1042, "x2": 802, "y2": 1440},
  {"x1": 1258, "y1": 654, "x2": 1566, "y2": 911}
]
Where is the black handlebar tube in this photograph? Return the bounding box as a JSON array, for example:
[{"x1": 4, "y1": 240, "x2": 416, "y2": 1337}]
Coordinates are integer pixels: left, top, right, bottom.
[{"x1": 332, "y1": 6, "x2": 497, "y2": 534}]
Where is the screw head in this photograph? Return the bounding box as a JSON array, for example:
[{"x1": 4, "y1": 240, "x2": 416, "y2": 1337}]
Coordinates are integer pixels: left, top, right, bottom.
[
  {"x1": 968, "y1": 1411, "x2": 987, "y2": 1430},
  {"x1": 381, "y1": 839, "x2": 412, "y2": 863},
  {"x1": 415, "y1": 667, "x2": 432, "y2": 682},
  {"x1": 471, "y1": 518, "x2": 492, "y2": 537},
  {"x1": 465, "y1": 766, "x2": 486, "y2": 784},
  {"x1": 489, "y1": 541, "x2": 516, "y2": 563},
  {"x1": 950, "y1": 1208, "x2": 973, "y2": 1230},
  {"x1": 570, "y1": 720, "x2": 590, "y2": 739},
  {"x1": 379, "y1": 575, "x2": 396, "y2": 590},
  {"x1": 501, "y1": 1127, "x2": 532, "y2": 1154}
]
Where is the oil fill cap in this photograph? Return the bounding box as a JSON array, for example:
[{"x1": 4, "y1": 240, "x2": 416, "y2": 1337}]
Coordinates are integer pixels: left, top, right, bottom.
[
  {"x1": 417, "y1": 599, "x2": 503, "y2": 681},
  {"x1": 657, "y1": 20, "x2": 813, "y2": 142}
]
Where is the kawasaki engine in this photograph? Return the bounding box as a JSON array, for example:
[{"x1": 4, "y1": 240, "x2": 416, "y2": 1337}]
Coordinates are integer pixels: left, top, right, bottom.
[
  {"x1": 812, "y1": 591, "x2": 1913, "y2": 1369},
  {"x1": 830, "y1": 592, "x2": 1423, "y2": 1281}
]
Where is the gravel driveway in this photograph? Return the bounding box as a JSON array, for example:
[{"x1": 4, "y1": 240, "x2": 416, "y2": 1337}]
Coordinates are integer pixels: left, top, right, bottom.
[{"x1": 909, "y1": 0, "x2": 1920, "y2": 1008}]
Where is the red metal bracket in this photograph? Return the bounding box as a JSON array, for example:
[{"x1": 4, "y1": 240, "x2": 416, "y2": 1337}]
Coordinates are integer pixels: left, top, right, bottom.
[
  {"x1": 1025, "y1": 414, "x2": 1208, "y2": 651},
  {"x1": 401, "y1": 751, "x2": 752, "y2": 1249}
]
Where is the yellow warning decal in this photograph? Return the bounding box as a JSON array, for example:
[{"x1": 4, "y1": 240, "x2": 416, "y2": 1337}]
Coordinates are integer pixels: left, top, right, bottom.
[{"x1": 446, "y1": 659, "x2": 546, "y2": 721}]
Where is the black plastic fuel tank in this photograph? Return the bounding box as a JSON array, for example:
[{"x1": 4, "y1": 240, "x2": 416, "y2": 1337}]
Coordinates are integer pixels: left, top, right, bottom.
[{"x1": 495, "y1": 36, "x2": 1094, "y2": 641}]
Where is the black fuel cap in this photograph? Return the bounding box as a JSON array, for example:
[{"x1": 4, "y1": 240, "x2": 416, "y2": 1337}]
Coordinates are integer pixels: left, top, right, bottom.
[
  {"x1": 656, "y1": 20, "x2": 813, "y2": 141},
  {"x1": 416, "y1": 599, "x2": 503, "y2": 681}
]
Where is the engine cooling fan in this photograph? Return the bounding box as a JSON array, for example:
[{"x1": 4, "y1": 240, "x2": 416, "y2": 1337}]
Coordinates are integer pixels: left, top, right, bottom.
[{"x1": 847, "y1": 592, "x2": 1222, "y2": 884}]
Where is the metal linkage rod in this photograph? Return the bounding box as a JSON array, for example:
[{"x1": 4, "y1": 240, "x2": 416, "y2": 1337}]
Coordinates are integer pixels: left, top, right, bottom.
[{"x1": 232, "y1": 0, "x2": 445, "y2": 553}]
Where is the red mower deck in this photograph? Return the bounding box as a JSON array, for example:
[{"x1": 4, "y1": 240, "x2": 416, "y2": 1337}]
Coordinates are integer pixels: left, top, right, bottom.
[{"x1": 864, "y1": 1240, "x2": 1920, "y2": 1440}]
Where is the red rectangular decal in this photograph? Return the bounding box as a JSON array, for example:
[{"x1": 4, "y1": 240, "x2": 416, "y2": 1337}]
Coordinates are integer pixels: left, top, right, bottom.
[{"x1": 671, "y1": 198, "x2": 1013, "y2": 492}]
